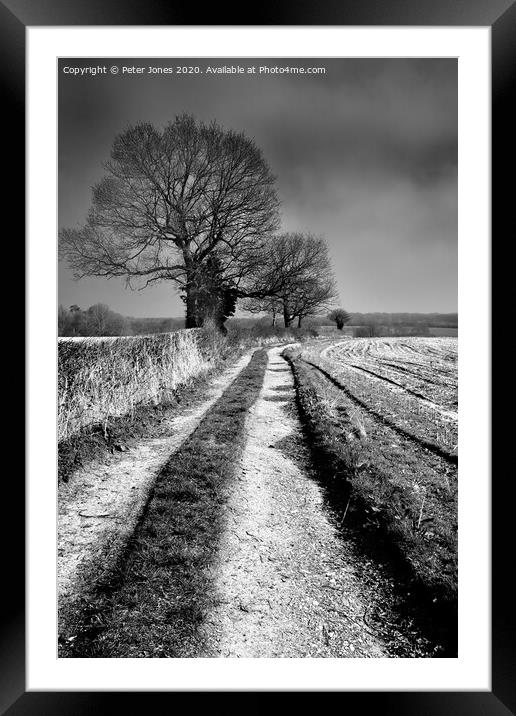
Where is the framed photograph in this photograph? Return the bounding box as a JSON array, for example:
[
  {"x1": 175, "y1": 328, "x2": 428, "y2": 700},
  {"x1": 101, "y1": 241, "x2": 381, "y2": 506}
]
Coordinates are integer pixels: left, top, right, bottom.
[{"x1": 9, "y1": 0, "x2": 511, "y2": 711}]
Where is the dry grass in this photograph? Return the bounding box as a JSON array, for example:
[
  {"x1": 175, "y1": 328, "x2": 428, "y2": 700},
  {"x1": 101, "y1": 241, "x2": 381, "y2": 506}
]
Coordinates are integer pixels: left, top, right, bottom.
[
  {"x1": 58, "y1": 325, "x2": 323, "y2": 444},
  {"x1": 58, "y1": 329, "x2": 210, "y2": 443}
]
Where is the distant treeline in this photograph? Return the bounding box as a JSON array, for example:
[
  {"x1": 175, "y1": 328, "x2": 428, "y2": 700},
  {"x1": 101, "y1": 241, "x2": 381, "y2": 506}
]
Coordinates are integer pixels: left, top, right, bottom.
[
  {"x1": 228, "y1": 313, "x2": 457, "y2": 330},
  {"x1": 128, "y1": 316, "x2": 185, "y2": 335},
  {"x1": 58, "y1": 304, "x2": 457, "y2": 337},
  {"x1": 58, "y1": 304, "x2": 185, "y2": 337},
  {"x1": 343, "y1": 312, "x2": 458, "y2": 328},
  {"x1": 228, "y1": 315, "x2": 457, "y2": 338}
]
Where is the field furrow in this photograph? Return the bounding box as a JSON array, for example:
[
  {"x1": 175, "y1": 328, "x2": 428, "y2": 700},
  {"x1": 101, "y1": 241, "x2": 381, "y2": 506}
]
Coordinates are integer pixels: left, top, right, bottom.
[
  {"x1": 284, "y1": 337, "x2": 458, "y2": 649},
  {"x1": 306, "y1": 360, "x2": 457, "y2": 464},
  {"x1": 319, "y1": 337, "x2": 458, "y2": 449}
]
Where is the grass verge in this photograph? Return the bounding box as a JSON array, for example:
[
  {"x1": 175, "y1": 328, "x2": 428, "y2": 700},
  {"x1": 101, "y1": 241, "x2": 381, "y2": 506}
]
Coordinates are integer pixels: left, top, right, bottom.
[
  {"x1": 59, "y1": 348, "x2": 268, "y2": 658},
  {"x1": 58, "y1": 355, "x2": 231, "y2": 485}
]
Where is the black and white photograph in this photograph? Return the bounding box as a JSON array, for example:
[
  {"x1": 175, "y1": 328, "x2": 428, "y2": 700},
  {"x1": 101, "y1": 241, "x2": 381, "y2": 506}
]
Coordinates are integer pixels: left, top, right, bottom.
[{"x1": 57, "y1": 57, "x2": 459, "y2": 659}]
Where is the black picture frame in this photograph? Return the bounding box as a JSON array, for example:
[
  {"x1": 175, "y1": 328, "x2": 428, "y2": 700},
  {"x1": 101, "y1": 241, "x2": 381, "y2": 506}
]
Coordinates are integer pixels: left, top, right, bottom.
[{"x1": 9, "y1": 0, "x2": 512, "y2": 711}]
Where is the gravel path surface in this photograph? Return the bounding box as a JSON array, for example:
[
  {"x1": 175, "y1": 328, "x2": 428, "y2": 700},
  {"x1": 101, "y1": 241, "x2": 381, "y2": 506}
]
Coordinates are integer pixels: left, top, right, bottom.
[{"x1": 200, "y1": 347, "x2": 389, "y2": 657}]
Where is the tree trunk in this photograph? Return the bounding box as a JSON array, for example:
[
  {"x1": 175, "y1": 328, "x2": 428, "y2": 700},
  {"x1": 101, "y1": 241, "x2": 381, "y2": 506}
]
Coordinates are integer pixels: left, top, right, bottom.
[
  {"x1": 184, "y1": 264, "x2": 203, "y2": 328},
  {"x1": 184, "y1": 255, "x2": 234, "y2": 332},
  {"x1": 297, "y1": 316, "x2": 302, "y2": 328},
  {"x1": 283, "y1": 300, "x2": 292, "y2": 328},
  {"x1": 184, "y1": 290, "x2": 201, "y2": 327}
]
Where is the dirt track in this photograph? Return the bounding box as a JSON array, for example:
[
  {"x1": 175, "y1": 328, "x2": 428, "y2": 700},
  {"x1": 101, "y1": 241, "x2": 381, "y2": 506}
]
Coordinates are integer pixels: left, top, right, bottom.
[
  {"x1": 59, "y1": 344, "x2": 438, "y2": 657},
  {"x1": 198, "y1": 347, "x2": 388, "y2": 657}
]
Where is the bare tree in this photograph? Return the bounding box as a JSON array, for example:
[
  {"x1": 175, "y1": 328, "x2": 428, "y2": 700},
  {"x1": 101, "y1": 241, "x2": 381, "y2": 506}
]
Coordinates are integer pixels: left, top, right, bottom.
[
  {"x1": 290, "y1": 275, "x2": 338, "y2": 327},
  {"x1": 67, "y1": 304, "x2": 84, "y2": 335},
  {"x1": 328, "y1": 308, "x2": 352, "y2": 330},
  {"x1": 244, "y1": 233, "x2": 338, "y2": 327},
  {"x1": 58, "y1": 305, "x2": 69, "y2": 335},
  {"x1": 59, "y1": 115, "x2": 280, "y2": 328},
  {"x1": 86, "y1": 303, "x2": 112, "y2": 335}
]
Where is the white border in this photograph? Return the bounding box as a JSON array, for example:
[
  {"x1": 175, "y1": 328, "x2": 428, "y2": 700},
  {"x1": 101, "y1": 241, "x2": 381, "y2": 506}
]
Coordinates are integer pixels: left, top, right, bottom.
[{"x1": 27, "y1": 27, "x2": 490, "y2": 691}]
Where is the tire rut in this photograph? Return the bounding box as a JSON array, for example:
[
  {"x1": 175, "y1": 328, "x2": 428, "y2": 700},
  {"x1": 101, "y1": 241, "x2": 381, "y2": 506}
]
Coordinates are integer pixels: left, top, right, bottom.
[
  {"x1": 58, "y1": 351, "x2": 254, "y2": 615},
  {"x1": 199, "y1": 346, "x2": 390, "y2": 658}
]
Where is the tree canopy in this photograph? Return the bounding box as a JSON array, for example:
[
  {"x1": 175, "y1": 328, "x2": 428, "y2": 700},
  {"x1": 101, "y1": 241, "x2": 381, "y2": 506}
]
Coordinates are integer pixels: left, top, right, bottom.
[
  {"x1": 59, "y1": 114, "x2": 280, "y2": 328},
  {"x1": 244, "y1": 233, "x2": 338, "y2": 327},
  {"x1": 328, "y1": 308, "x2": 352, "y2": 330}
]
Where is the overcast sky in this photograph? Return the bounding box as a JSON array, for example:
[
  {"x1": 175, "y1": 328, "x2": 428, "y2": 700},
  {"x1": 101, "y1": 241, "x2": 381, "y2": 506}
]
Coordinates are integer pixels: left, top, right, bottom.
[{"x1": 58, "y1": 58, "x2": 457, "y2": 317}]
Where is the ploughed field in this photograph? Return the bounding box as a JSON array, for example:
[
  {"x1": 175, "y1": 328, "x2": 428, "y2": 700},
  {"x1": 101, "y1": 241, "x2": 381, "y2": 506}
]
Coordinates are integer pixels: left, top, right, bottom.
[
  {"x1": 286, "y1": 337, "x2": 458, "y2": 612},
  {"x1": 322, "y1": 337, "x2": 458, "y2": 455}
]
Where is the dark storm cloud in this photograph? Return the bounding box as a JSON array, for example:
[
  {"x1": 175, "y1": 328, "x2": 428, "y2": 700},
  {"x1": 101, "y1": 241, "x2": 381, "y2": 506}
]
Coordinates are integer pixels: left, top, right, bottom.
[
  {"x1": 255, "y1": 60, "x2": 457, "y2": 178},
  {"x1": 58, "y1": 58, "x2": 457, "y2": 315}
]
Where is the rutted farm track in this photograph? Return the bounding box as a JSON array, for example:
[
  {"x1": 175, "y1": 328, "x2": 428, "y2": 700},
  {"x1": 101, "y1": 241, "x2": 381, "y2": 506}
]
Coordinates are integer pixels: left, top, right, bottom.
[
  {"x1": 196, "y1": 348, "x2": 390, "y2": 657},
  {"x1": 59, "y1": 339, "x2": 457, "y2": 658}
]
